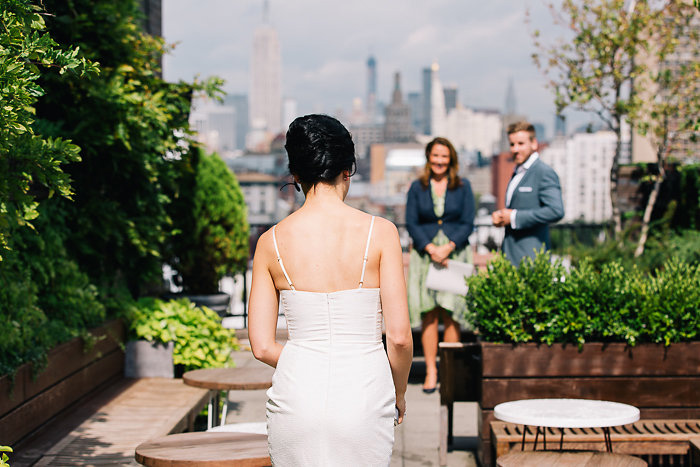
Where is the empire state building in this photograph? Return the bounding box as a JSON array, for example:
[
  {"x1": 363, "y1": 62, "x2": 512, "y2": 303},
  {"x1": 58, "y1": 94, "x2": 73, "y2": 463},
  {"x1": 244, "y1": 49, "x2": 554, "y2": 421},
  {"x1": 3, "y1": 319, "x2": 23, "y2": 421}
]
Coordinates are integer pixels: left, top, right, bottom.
[{"x1": 250, "y1": 1, "x2": 282, "y2": 138}]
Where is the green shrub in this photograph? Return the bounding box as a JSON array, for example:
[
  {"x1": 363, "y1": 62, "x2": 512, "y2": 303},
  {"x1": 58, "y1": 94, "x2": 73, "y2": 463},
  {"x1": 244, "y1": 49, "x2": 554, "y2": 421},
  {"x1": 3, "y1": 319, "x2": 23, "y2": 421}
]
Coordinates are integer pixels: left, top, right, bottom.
[
  {"x1": 467, "y1": 251, "x2": 700, "y2": 346},
  {"x1": 167, "y1": 149, "x2": 249, "y2": 294},
  {"x1": 0, "y1": 445, "x2": 11, "y2": 466},
  {"x1": 0, "y1": 210, "x2": 104, "y2": 376},
  {"x1": 36, "y1": 0, "x2": 218, "y2": 296},
  {"x1": 126, "y1": 298, "x2": 239, "y2": 371}
]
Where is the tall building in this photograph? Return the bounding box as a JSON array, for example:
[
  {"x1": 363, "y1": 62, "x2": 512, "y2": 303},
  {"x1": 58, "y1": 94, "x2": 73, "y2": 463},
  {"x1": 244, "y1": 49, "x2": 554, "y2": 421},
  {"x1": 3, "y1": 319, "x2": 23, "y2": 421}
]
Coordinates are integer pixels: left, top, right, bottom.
[
  {"x1": 491, "y1": 152, "x2": 516, "y2": 209},
  {"x1": 505, "y1": 77, "x2": 517, "y2": 116},
  {"x1": 250, "y1": 0, "x2": 282, "y2": 138},
  {"x1": 223, "y1": 94, "x2": 248, "y2": 151},
  {"x1": 445, "y1": 106, "x2": 502, "y2": 156},
  {"x1": 407, "y1": 92, "x2": 422, "y2": 132},
  {"x1": 539, "y1": 130, "x2": 617, "y2": 222},
  {"x1": 189, "y1": 97, "x2": 236, "y2": 155},
  {"x1": 139, "y1": 0, "x2": 161, "y2": 71},
  {"x1": 443, "y1": 86, "x2": 458, "y2": 113},
  {"x1": 282, "y1": 98, "x2": 298, "y2": 131},
  {"x1": 533, "y1": 122, "x2": 546, "y2": 142},
  {"x1": 554, "y1": 114, "x2": 567, "y2": 137},
  {"x1": 366, "y1": 55, "x2": 377, "y2": 122},
  {"x1": 383, "y1": 72, "x2": 413, "y2": 143},
  {"x1": 421, "y1": 67, "x2": 432, "y2": 135},
  {"x1": 139, "y1": 0, "x2": 161, "y2": 37},
  {"x1": 500, "y1": 79, "x2": 526, "y2": 152},
  {"x1": 349, "y1": 122, "x2": 383, "y2": 160},
  {"x1": 429, "y1": 62, "x2": 447, "y2": 137}
]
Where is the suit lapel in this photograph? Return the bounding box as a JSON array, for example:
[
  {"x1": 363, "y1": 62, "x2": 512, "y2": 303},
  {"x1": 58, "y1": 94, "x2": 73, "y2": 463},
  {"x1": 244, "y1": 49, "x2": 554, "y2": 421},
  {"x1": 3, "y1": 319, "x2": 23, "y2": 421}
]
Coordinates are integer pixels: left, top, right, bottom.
[{"x1": 509, "y1": 159, "x2": 539, "y2": 207}]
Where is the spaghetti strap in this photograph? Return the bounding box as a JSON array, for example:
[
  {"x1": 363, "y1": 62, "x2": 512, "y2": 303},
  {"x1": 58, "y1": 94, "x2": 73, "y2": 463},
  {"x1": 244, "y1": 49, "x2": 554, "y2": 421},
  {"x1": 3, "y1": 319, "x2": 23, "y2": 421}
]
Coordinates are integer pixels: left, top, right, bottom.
[
  {"x1": 358, "y1": 216, "x2": 376, "y2": 288},
  {"x1": 272, "y1": 225, "x2": 295, "y2": 291}
]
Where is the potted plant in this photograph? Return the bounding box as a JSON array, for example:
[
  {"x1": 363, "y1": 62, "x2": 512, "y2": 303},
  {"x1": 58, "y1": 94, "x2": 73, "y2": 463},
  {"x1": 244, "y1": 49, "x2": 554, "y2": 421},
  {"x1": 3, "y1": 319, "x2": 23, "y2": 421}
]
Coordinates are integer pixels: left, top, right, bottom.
[
  {"x1": 124, "y1": 297, "x2": 239, "y2": 378},
  {"x1": 166, "y1": 147, "x2": 249, "y2": 315},
  {"x1": 464, "y1": 252, "x2": 700, "y2": 466}
]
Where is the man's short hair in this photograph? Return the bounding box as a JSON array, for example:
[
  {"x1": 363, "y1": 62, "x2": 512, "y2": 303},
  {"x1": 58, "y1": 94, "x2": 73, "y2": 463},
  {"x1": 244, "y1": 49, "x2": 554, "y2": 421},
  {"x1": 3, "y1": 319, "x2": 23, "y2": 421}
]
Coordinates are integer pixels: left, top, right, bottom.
[{"x1": 507, "y1": 121, "x2": 536, "y2": 140}]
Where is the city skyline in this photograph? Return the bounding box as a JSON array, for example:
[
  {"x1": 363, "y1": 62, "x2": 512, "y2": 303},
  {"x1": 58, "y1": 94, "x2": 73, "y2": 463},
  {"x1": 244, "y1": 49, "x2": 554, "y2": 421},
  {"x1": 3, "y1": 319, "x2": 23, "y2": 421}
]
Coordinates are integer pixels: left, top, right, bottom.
[{"x1": 163, "y1": 0, "x2": 591, "y2": 138}]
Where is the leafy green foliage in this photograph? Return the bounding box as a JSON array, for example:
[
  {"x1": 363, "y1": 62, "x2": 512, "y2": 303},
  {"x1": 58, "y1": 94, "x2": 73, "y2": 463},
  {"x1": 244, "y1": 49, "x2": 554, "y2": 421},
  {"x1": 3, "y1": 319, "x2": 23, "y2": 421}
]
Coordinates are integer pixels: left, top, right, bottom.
[
  {"x1": 467, "y1": 251, "x2": 700, "y2": 346},
  {"x1": 0, "y1": 204, "x2": 105, "y2": 376},
  {"x1": 126, "y1": 298, "x2": 239, "y2": 371},
  {"x1": 532, "y1": 0, "x2": 699, "y2": 239},
  {"x1": 0, "y1": 445, "x2": 11, "y2": 467},
  {"x1": 168, "y1": 149, "x2": 249, "y2": 294},
  {"x1": 34, "y1": 0, "x2": 222, "y2": 296},
  {"x1": 0, "y1": 0, "x2": 97, "y2": 259}
]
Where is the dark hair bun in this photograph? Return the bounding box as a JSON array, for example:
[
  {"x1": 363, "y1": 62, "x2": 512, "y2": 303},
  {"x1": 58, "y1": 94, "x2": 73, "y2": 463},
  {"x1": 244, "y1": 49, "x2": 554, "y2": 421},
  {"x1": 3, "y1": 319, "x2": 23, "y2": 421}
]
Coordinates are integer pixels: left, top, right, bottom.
[{"x1": 285, "y1": 114, "x2": 356, "y2": 185}]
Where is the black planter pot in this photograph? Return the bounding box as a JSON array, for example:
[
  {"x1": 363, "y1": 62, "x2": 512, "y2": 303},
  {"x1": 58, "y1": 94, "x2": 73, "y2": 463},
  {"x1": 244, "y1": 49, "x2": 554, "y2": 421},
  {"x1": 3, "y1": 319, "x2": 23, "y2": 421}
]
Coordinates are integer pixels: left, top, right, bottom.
[{"x1": 165, "y1": 292, "x2": 231, "y2": 317}]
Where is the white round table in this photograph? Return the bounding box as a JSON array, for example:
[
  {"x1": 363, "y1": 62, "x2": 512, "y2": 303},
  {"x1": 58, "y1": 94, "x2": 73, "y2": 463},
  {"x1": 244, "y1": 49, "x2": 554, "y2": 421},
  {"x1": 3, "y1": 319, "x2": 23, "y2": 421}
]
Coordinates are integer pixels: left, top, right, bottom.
[{"x1": 494, "y1": 398, "x2": 640, "y2": 452}]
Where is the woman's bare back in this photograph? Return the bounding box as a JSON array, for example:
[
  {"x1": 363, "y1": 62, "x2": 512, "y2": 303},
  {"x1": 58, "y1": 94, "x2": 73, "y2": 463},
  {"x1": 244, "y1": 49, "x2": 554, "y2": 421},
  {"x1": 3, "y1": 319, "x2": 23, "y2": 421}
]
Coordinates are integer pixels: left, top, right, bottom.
[{"x1": 266, "y1": 203, "x2": 381, "y2": 293}]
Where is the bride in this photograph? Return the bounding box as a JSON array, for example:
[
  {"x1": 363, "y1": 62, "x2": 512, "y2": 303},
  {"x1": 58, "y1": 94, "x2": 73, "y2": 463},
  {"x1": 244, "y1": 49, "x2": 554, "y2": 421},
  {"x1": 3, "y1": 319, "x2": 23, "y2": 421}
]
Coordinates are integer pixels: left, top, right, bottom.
[{"x1": 248, "y1": 114, "x2": 413, "y2": 466}]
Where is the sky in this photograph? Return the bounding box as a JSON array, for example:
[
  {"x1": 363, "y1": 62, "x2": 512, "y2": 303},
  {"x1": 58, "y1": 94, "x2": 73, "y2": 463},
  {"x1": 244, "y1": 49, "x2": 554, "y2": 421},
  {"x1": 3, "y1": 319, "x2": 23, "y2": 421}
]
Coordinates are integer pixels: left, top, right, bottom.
[{"x1": 162, "y1": 0, "x2": 589, "y2": 139}]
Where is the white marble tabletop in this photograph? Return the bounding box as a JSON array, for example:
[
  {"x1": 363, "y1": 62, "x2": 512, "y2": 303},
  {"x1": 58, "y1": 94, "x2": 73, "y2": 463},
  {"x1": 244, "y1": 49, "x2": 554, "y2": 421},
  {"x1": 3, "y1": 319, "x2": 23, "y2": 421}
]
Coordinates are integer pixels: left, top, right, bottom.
[{"x1": 494, "y1": 398, "x2": 640, "y2": 428}]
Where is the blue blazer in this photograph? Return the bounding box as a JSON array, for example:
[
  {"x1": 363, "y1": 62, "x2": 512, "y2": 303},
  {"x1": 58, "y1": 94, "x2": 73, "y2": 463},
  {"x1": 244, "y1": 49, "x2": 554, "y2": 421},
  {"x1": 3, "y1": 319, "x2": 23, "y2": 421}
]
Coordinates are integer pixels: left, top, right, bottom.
[
  {"x1": 503, "y1": 158, "x2": 564, "y2": 265},
  {"x1": 405, "y1": 178, "x2": 475, "y2": 253}
]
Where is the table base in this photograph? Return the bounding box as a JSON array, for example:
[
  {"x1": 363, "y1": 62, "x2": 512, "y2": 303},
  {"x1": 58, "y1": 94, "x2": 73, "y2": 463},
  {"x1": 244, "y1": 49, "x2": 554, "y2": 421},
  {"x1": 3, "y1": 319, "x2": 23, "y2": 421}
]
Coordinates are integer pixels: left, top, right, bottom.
[{"x1": 521, "y1": 426, "x2": 613, "y2": 453}]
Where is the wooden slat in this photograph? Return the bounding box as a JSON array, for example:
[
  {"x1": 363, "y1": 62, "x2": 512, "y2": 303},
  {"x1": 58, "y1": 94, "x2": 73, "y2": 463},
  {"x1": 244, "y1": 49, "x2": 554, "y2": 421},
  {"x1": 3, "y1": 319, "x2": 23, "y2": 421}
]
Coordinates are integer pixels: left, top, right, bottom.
[
  {"x1": 0, "y1": 320, "x2": 124, "y2": 417},
  {"x1": 480, "y1": 377, "x2": 700, "y2": 409},
  {"x1": 480, "y1": 407, "x2": 700, "y2": 467},
  {"x1": 0, "y1": 349, "x2": 124, "y2": 445},
  {"x1": 481, "y1": 342, "x2": 700, "y2": 378},
  {"x1": 134, "y1": 432, "x2": 270, "y2": 467},
  {"x1": 496, "y1": 451, "x2": 647, "y2": 467},
  {"x1": 183, "y1": 367, "x2": 274, "y2": 391},
  {"x1": 33, "y1": 379, "x2": 210, "y2": 466}
]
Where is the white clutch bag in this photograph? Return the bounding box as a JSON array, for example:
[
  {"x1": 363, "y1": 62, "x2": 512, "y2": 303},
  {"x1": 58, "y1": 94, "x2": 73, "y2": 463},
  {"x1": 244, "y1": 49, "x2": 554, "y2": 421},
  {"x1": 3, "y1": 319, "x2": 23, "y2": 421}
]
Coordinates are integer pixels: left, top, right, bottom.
[{"x1": 425, "y1": 260, "x2": 475, "y2": 296}]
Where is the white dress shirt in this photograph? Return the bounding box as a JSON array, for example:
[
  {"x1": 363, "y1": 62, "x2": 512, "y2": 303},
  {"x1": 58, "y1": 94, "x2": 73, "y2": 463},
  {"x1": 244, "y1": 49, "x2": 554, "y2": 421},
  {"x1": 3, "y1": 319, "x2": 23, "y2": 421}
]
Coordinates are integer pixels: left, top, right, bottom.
[{"x1": 505, "y1": 152, "x2": 539, "y2": 229}]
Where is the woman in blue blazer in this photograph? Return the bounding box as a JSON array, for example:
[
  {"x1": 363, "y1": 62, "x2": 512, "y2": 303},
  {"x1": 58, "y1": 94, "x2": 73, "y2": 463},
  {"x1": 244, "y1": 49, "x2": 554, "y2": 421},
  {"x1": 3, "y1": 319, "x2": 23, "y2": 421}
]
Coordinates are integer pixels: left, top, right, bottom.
[{"x1": 405, "y1": 137, "x2": 475, "y2": 393}]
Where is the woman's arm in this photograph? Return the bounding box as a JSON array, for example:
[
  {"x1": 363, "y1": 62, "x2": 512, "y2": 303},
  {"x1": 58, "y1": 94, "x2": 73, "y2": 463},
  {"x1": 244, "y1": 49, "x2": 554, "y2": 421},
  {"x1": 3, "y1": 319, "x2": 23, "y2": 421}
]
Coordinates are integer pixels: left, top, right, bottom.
[
  {"x1": 248, "y1": 231, "x2": 284, "y2": 368},
  {"x1": 405, "y1": 181, "x2": 432, "y2": 253},
  {"x1": 377, "y1": 219, "x2": 413, "y2": 424},
  {"x1": 444, "y1": 180, "x2": 475, "y2": 249}
]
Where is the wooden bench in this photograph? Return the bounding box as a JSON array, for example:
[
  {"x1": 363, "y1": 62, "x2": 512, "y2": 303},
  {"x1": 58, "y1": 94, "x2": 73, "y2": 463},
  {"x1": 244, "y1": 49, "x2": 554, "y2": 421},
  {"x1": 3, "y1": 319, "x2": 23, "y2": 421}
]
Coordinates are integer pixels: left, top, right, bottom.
[
  {"x1": 12, "y1": 377, "x2": 210, "y2": 465},
  {"x1": 492, "y1": 420, "x2": 700, "y2": 466},
  {"x1": 0, "y1": 320, "x2": 125, "y2": 446},
  {"x1": 496, "y1": 450, "x2": 647, "y2": 466}
]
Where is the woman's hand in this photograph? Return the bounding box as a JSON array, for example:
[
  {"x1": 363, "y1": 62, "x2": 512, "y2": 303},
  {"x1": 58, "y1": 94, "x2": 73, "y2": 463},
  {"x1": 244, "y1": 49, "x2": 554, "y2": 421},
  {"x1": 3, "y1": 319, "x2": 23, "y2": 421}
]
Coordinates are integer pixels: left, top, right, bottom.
[
  {"x1": 395, "y1": 396, "x2": 407, "y2": 425},
  {"x1": 427, "y1": 242, "x2": 455, "y2": 265}
]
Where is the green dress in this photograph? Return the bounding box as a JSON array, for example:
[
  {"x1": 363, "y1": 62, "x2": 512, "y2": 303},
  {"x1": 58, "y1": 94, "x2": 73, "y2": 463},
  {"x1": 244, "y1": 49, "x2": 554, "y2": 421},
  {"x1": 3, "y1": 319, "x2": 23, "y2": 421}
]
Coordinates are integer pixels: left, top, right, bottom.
[{"x1": 407, "y1": 181, "x2": 473, "y2": 328}]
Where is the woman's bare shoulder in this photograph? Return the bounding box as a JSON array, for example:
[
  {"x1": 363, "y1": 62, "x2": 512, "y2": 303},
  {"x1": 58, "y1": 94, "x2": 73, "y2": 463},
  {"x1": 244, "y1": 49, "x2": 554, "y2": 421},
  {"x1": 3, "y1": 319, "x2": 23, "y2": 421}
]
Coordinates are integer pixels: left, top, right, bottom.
[
  {"x1": 253, "y1": 228, "x2": 275, "y2": 261},
  {"x1": 371, "y1": 216, "x2": 400, "y2": 244}
]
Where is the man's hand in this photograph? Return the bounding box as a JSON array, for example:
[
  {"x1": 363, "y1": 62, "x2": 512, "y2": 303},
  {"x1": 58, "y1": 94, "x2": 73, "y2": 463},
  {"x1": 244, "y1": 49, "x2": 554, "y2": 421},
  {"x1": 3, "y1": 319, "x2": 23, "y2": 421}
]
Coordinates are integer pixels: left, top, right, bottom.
[{"x1": 492, "y1": 209, "x2": 513, "y2": 227}]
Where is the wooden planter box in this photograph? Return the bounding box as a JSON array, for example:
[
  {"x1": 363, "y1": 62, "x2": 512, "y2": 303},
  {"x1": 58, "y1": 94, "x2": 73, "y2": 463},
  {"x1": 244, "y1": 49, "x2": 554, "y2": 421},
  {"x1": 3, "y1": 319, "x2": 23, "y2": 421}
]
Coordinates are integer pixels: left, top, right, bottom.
[
  {"x1": 0, "y1": 320, "x2": 125, "y2": 446},
  {"x1": 477, "y1": 341, "x2": 700, "y2": 466}
]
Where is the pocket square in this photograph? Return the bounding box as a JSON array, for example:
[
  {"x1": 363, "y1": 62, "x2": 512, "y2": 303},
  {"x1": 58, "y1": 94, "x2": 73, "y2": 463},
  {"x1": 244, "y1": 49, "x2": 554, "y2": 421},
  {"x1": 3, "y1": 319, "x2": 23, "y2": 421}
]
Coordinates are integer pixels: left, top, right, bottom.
[{"x1": 518, "y1": 186, "x2": 533, "y2": 192}]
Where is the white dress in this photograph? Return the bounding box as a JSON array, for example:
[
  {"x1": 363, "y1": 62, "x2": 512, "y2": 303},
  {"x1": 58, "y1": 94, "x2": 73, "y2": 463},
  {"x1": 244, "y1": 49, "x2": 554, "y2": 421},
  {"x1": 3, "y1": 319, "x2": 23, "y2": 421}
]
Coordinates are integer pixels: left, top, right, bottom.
[{"x1": 266, "y1": 217, "x2": 396, "y2": 466}]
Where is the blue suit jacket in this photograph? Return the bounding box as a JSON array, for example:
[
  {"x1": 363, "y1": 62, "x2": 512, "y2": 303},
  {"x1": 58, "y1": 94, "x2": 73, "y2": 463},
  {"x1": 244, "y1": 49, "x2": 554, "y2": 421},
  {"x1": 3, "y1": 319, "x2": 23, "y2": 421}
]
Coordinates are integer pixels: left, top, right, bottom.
[
  {"x1": 503, "y1": 158, "x2": 564, "y2": 265},
  {"x1": 405, "y1": 178, "x2": 475, "y2": 253}
]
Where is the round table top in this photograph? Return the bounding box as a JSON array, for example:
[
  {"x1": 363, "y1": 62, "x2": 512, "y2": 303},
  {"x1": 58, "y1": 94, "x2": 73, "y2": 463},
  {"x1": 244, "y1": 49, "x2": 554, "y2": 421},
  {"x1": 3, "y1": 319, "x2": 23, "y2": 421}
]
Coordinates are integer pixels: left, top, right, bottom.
[
  {"x1": 183, "y1": 367, "x2": 274, "y2": 391},
  {"x1": 135, "y1": 431, "x2": 270, "y2": 466},
  {"x1": 494, "y1": 398, "x2": 640, "y2": 428}
]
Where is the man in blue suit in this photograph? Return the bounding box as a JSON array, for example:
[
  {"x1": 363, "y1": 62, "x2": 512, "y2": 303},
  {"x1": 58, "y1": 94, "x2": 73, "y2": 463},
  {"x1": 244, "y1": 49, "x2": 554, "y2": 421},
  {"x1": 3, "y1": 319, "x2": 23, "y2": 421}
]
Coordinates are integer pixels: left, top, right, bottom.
[{"x1": 492, "y1": 121, "x2": 564, "y2": 266}]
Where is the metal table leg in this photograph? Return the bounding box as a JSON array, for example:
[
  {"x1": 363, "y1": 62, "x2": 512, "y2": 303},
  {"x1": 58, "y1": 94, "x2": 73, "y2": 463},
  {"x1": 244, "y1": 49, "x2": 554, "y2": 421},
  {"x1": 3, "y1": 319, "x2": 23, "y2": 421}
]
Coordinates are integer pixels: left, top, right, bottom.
[
  {"x1": 220, "y1": 390, "x2": 228, "y2": 426},
  {"x1": 603, "y1": 427, "x2": 613, "y2": 452}
]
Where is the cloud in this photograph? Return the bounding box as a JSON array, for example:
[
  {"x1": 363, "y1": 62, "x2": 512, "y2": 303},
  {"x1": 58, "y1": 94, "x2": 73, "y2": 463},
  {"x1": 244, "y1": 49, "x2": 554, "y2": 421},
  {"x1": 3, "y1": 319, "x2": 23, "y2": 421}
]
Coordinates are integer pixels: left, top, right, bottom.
[{"x1": 163, "y1": 0, "x2": 571, "y2": 134}]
